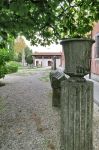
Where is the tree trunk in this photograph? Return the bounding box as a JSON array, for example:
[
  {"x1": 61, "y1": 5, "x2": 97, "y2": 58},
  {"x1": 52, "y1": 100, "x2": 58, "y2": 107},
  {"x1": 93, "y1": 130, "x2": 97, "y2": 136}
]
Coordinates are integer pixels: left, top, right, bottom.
[{"x1": 22, "y1": 49, "x2": 25, "y2": 66}]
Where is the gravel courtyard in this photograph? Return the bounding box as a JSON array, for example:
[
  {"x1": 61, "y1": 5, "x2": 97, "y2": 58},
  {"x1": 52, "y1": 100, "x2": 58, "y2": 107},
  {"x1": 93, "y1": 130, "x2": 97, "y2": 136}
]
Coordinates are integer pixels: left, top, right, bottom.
[{"x1": 0, "y1": 68, "x2": 99, "y2": 150}]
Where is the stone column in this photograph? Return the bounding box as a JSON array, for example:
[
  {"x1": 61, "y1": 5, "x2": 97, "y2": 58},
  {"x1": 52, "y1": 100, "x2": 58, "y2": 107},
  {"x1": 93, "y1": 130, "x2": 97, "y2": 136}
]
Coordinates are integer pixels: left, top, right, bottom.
[
  {"x1": 60, "y1": 39, "x2": 94, "y2": 150},
  {"x1": 42, "y1": 56, "x2": 44, "y2": 67},
  {"x1": 60, "y1": 77, "x2": 93, "y2": 150},
  {"x1": 32, "y1": 56, "x2": 35, "y2": 67},
  {"x1": 52, "y1": 56, "x2": 56, "y2": 70}
]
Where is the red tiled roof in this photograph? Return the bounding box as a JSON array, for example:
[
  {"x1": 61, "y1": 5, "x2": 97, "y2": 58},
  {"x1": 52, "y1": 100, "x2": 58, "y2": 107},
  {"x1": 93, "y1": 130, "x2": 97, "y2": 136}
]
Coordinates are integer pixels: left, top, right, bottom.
[{"x1": 32, "y1": 52, "x2": 62, "y2": 56}]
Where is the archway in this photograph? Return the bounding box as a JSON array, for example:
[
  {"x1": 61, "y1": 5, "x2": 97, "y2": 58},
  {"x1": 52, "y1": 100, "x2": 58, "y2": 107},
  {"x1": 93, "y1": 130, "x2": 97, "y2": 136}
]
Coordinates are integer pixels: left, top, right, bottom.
[
  {"x1": 48, "y1": 61, "x2": 52, "y2": 66},
  {"x1": 36, "y1": 61, "x2": 39, "y2": 66}
]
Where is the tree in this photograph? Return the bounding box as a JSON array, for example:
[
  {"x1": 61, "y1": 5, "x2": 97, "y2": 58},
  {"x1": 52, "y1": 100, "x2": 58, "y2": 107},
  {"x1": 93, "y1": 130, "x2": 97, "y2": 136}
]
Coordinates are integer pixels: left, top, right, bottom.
[
  {"x1": 17, "y1": 52, "x2": 22, "y2": 62},
  {"x1": 26, "y1": 55, "x2": 33, "y2": 66},
  {"x1": 0, "y1": 48, "x2": 11, "y2": 78},
  {"x1": 0, "y1": 0, "x2": 99, "y2": 45},
  {"x1": 14, "y1": 36, "x2": 27, "y2": 66},
  {"x1": 0, "y1": 1, "x2": 98, "y2": 80},
  {"x1": 25, "y1": 47, "x2": 32, "y2": 59},
  {"x1": 0, "y1": 0, "x2": 60, "y2": 45},
  {"x1": 53, "y1": 0, "x2": 99, "y2": 38},
  {"x1": 0, "y1": 34, "x2": 15, "y2": 79},
  {"x1": 25, "y1": 47, "x2": 33, "y2": 66}
]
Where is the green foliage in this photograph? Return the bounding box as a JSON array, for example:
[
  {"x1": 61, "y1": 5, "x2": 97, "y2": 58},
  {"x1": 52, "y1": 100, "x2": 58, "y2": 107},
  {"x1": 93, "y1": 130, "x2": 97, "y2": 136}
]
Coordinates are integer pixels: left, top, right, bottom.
[
  {"x1": 0, "y1": 0, "x2": 99, "y2": 44},
  {"x1": 0, "y1": 33, "x2": 15, "y2": 79},
  {"x1": 0, "y1": 65, "x2": 7, "y2": 78},
  {"x1": 0, "y1": 48, "x2": 11, "y2": 64},
  {"x1": 25, "y1": 47, "x2": 33, "y2": 65},
  {"x1": 13, "y1": 47, "x2": 33, "y2": 64},
  {"x1": 6, "y1": 61, "x2": 18, "y2": 74},
  {"x1": 15, "y1": 52, "x2": 22, "y2": 62},
  {"x1": 26, "y1": 55, "x2": 33, "y2": 65},
  {"x1": 25, "y1": 47, "x2": 32, "y2": 58},
  {"x1": 0, "y1": 48, "x2": 11, "y2": 78}
]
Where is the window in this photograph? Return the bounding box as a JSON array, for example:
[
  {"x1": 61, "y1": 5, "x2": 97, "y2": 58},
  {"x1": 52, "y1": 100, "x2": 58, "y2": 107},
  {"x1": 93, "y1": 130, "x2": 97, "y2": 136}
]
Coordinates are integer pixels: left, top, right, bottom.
[
  {"x1": 44, "y1": 56, "x2": 51, "y2": 59},
  {"x1": 95, "y1": 34, "x2": 99, "y2": 58},
  {"x1": 37, "y1": 56, "x2": 42, "y2": 59}
]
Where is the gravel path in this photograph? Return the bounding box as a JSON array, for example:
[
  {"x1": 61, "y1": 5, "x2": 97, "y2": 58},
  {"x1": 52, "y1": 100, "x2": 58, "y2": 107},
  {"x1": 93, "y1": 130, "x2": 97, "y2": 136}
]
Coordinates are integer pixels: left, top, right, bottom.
[
  {"x1": 0, "y1": 69, "x2": 60, "y2": 150},
  {"x1": 0, "y1": 68, "x2": 99, "y2": 150}
]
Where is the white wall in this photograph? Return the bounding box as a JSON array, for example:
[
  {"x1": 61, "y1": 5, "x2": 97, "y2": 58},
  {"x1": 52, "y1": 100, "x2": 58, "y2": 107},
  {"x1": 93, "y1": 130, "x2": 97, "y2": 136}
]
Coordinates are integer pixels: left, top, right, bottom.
[
  {"x1": 42, "y1": 59, "x2": 52, "y2": 67},
  {"x1": 34, "y1": 59, "x2": 42, "y2": 66},
  {"x1": 34, "y1": 58, "x2": 61, "y2": 68},
  {"x1": 56, "y1": 59, "x2": 61, "y2": 68}
]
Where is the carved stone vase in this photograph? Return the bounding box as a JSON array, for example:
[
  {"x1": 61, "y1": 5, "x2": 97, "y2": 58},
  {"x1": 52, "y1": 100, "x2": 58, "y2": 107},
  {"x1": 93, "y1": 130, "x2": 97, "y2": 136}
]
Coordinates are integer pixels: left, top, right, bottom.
[{"x1": 60, "y1": 38, "x2": 94, "y2": 77}]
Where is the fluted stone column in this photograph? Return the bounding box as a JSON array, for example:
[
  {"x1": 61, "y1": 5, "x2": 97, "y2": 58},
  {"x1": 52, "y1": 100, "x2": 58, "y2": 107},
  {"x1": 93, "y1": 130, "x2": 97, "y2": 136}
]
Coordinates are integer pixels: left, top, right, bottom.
[{"x1": 60, "y1": 78, "x2": 93, "y2": 150}]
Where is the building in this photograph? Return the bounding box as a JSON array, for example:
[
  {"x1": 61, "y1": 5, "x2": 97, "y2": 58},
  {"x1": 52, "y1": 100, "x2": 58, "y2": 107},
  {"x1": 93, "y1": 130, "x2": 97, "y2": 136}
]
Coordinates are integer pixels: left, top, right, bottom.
[
  {"x1": 91, "y1": 21, "x2": 99, "y2": 80},
  {"x1": 32, "y1": 52, "x2": 62, "y2": 68}
]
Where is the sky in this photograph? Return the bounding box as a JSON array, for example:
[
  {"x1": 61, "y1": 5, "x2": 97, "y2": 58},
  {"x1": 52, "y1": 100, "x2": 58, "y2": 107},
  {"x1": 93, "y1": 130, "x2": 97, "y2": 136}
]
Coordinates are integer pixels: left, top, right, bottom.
[{"x1": 24, "y1": 38, "x2": 62, "y2": 53}]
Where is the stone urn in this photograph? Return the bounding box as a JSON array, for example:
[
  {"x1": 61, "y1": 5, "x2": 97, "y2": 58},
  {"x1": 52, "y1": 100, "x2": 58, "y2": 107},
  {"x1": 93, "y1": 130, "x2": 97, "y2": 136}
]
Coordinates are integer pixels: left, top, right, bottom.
[{"x1": 60, "y1": 38, "x2": 94, "y2": 77}]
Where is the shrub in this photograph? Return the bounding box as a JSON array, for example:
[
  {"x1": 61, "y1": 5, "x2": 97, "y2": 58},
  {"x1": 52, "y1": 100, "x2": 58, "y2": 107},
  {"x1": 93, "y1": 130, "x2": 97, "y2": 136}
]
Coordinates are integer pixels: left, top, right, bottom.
[
  {"x1": 0, "y1": 65, "x2": 7, "y2": 78},
  {"x1": 0, "y1": 48, "x2": 11, "y2": 78},
  {"x1": 0, "y1": 48, "x2": 10, "y2": 64},
  {"x1": 6, "y1": 61, "x2": 18, "y2": 74}
]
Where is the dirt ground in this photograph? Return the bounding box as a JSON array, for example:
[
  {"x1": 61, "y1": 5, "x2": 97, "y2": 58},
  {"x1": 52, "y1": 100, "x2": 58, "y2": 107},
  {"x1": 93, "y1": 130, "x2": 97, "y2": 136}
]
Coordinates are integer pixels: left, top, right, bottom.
[{"x1": 0, "y1": 68, "x2": 99, "y2": 150}]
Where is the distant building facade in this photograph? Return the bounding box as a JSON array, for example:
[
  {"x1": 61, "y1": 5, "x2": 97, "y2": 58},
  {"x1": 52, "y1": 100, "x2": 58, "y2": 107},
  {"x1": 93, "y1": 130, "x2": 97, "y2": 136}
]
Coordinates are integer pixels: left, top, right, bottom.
[
  {"x1": 32, "y1": 52, "x2": 62, "y2": 68},
  {"x1": 91, "y1": 21, "x2": 99, "y2": 79}
]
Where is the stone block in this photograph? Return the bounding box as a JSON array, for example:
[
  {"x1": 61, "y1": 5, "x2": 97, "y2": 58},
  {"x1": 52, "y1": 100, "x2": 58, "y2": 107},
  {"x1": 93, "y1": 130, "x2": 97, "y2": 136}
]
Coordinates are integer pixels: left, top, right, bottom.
[
  {"x1": 49, "y1": 70, "x2": 66, "y2": 107},
  {"x1": 60, "y1": 78, "x2": 93, "y2": 150}
]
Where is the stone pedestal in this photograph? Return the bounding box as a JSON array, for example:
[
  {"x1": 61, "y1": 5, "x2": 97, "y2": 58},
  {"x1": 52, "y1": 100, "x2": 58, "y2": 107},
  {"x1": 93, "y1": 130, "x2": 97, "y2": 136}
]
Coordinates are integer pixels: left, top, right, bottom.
[
  {"x1": 60, "y1": 78, "x2": 93, "y2": 150},
  {"x1": 50, "y1": 70, "x2": 66, "y2": 107},
  {"x1": 52, "y1": 88, "x2": 61, "y2": 107}
]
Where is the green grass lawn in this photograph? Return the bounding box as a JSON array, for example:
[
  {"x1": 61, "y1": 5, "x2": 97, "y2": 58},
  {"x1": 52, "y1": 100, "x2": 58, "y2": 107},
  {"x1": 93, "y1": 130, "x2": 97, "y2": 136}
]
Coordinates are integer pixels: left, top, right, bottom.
[{"x1": 17, "y1": 67, "x2": 51, "y2": 76}]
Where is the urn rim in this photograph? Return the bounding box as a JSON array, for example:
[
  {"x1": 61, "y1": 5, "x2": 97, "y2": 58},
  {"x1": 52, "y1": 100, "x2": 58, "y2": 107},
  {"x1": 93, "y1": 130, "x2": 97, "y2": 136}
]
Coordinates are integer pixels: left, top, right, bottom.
[{"x1": 60, "y1": 38, "x2": 95, "y2": 45}]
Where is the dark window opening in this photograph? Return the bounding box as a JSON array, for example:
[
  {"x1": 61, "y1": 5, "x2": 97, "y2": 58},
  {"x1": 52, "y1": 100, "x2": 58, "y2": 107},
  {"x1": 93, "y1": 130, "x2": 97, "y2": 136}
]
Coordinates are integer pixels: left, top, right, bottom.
[
  {"x1": 36, "y1": 61, "x2": 39, "y2": 66},
  {"x1": 48, "y1": 61, "x2": 52, "y2": 66}
]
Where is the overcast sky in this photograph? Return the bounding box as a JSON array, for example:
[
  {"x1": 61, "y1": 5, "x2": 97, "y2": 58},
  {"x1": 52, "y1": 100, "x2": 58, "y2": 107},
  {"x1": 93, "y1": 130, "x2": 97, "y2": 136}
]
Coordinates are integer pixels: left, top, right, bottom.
[{"x1": 25, "y1": 38, "x2": 62, "y2": 53}]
